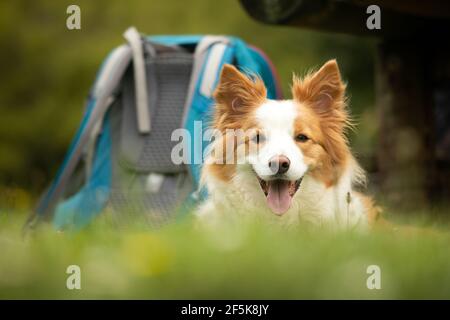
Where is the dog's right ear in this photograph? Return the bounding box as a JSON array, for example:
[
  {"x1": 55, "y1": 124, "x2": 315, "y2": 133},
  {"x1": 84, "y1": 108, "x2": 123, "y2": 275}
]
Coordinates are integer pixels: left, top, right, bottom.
[{"x1": 213, "y1": 64, "x2": 266, "y2": 127}]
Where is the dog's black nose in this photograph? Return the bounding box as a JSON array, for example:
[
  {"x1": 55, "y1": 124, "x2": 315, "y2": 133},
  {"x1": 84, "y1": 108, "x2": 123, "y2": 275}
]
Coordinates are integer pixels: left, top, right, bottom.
[{"x1": 268, "y1": 155, "x2": 290, "y2": 175}]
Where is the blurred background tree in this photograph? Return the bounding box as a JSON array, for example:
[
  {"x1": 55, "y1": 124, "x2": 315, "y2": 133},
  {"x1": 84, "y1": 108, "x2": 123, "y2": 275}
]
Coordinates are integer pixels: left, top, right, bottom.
[{"x1": 0, "y1": 0, "x2": 375, "y2": 207}]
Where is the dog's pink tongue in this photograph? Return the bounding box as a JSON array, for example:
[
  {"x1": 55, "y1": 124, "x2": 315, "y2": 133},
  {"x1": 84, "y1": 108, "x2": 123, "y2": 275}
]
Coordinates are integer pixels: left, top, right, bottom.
[{"x1": 266, "y1": 180, "x2": 292, "y2": 215}]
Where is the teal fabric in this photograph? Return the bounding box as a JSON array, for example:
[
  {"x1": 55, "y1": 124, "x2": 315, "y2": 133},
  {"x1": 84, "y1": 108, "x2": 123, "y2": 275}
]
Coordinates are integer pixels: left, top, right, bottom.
[
  {"x1": 53, "y1": 112, "x2": 112, "y2": 230},
  {"x1": 36, "y1": 97, "x2": 97, "y2": 216},
  {"x1": 36, "y1": 47, "x2": 120, "y2": 226},
  {"x1": 148, "y1": 35, "x2": 203, "y2": 46}
]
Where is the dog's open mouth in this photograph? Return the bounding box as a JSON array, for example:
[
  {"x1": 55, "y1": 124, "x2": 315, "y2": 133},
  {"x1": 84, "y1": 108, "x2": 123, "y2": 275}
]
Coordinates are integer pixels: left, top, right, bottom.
[{"x1": 257, "y1": 177, "x2": 303, "y2": 216}]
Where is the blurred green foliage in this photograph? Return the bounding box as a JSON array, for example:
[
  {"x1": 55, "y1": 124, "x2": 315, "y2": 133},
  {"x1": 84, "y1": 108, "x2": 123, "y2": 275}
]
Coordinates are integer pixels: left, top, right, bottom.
[
  {"x1": 1, "y1": 214, "x2": 449, "y2": 299},
  {"x1": 0, "y1": 0, "x2": 375, "y2": 200}
]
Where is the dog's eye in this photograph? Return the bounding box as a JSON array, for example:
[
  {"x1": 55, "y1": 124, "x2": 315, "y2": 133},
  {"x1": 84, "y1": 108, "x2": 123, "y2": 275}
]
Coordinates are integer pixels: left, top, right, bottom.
[
  {"x1": 253, "y1": 133, "x2": 265, "y2": 144},
  {"x1": 295, "y1": 134, "x2": 309, "y2": 142}
]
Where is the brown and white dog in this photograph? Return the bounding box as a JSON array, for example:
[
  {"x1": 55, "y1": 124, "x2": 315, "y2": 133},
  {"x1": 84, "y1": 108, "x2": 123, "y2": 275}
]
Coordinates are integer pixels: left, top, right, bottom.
[{"x1": 197, "y1": 60, "x2": 381, "y2": 229}]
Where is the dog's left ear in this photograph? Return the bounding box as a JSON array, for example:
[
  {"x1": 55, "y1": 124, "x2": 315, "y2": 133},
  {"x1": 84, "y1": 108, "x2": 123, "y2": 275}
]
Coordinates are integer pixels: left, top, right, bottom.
[{"x1": 292, "y1": 59, "x2": 346, "y2": 115}]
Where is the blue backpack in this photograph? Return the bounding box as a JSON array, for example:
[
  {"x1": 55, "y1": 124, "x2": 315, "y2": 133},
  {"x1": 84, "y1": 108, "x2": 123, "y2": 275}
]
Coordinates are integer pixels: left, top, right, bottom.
[{"x1": 28, "y1": 27, "x2": 283, "y2": 230}]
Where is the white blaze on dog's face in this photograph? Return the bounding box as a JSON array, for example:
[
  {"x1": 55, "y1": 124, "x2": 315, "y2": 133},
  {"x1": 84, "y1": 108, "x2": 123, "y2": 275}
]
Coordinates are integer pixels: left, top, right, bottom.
[
  {"x1": 209, "y1": 61, "x2": 349, "y2": 216},
  {"x1": 250, "y1": 100, "x2": 306, "y2": 181},
  {"x1": 247, "y1": 100, "x2": 307, "y2": 214}
]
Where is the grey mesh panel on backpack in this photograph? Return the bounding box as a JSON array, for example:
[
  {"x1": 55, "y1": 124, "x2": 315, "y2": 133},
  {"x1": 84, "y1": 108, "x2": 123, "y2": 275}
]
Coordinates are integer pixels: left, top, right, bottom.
[
  {"x1": 119, "y1": 50, "x2": 192, "y2": 173},
  {"x1": 104, "y1": 43, "x2": 195, "y2": 227}
]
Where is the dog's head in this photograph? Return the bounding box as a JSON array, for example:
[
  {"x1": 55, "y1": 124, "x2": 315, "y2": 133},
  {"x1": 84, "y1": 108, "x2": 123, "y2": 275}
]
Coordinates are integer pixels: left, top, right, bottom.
[{"x1": 209, "y1": 60, "x2": 351, "y2": 215}]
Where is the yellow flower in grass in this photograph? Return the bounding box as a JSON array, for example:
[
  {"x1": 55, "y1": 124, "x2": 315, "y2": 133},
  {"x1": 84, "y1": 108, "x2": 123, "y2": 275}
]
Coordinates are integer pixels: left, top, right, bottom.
[{"x1": 121, "y1": 233, "x2": 173, "y2": 277}]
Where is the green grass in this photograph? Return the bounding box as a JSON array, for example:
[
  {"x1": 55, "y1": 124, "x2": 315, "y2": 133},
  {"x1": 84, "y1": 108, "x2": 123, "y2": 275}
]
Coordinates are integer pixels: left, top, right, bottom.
[{"x1": 0, "y1": 211, "x2": 449, "y2": 299}]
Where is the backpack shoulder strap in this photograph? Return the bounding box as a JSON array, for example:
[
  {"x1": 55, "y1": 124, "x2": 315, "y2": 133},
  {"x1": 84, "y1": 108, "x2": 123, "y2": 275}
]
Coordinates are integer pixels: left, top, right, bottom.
[
  {"x1": 182, "y1": 36, "x2": 230, "y2": 124},
  {"x1": 124, "y1": 27, "x2": 151, "y2": 134}
]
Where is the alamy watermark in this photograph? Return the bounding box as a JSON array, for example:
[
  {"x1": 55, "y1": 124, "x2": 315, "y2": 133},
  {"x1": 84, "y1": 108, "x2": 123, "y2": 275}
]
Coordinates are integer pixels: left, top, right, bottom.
[
  {"x1": 66, "y1": 264, "x2": 81, "y2": 290},
  {"x1": 366, "y1": 5, "x2": 381, "y2": 30},
  {"x1": 66, "y1": 5, "x2": 81, "y2": 30},
  {"x1": 366, "y1": 264, "x2": 381, "y2": 290}
]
